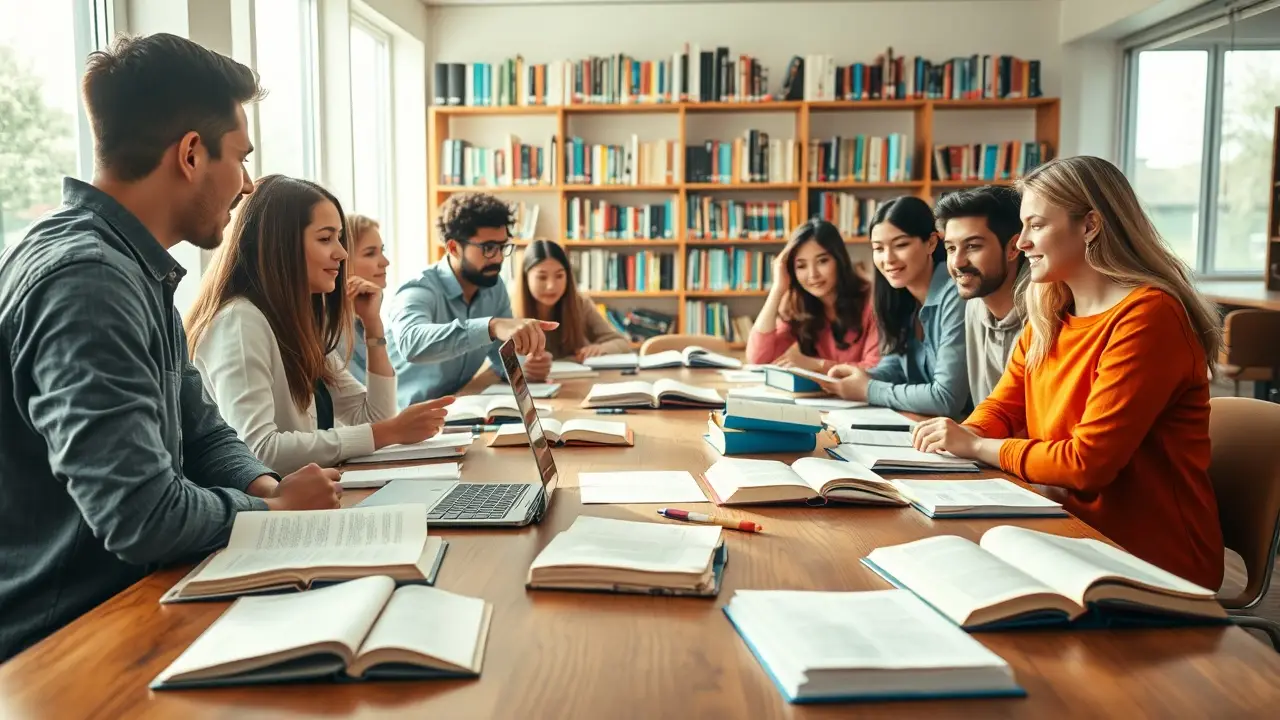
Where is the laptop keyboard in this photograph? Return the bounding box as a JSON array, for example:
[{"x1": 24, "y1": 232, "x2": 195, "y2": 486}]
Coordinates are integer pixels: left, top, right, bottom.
[{"x1": 427, "y1": 483, "x2": 531, "y2": 521}]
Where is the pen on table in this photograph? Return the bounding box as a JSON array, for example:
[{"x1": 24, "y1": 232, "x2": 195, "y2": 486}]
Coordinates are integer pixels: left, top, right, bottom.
[
  {"x1": 594, "y1": 408, "x2": 628, "y2": 415},
  {"x1": 657, "y1": 508, "x2": 762, "y2": 533},
  {"x1": 441, "y1": 424, "x2": 500, "y2": 434}
]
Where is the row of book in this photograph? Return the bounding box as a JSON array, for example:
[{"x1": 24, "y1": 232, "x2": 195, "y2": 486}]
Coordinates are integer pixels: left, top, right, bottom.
[
  {"x1": 597, "y1": 305, "x2": 676, "y2": 341},
  {"x1": 566, "y1": 198, "x2": 676, "y2": 241},
  {"x1": 808, "y1": 135, "x2": 912, "y2": 184},
  {"x1": 433, "y1": 47, "x2": 1043, "y2": 106},
  {"x1": 564, "y1": 137, "x2": 681, "y2": 186},
  {"x1": 931, "y1": 141, "x2": 1053, "y2": 182},
  {"x1": 684, "y1": 301, "x2": 753, "y2": 342},
  {"x1": 802, "y1": 51, "x2": 1043, "y2": 102},
  {"x1": 687, "y1": 197, "x2": 797, "y2": 240},
  {"x1": 686, "y1": 136, "x2": 798, "y2": 184},
  {"x1": 569, "y1": 250, "x2": 677, "y2": 292},
  {"x1": 439, "y1": 137, "x2": 556, "y2": 187},
  {"x1": 811, "y1": 192, "x2": 881, "y2": 238},
  {"x1": 686, "y1": 248, "x2": 776, "y2": 292}
]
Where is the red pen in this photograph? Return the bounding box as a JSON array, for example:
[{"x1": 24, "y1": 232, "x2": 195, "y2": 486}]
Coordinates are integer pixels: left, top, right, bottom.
[{"x1": 657, "y1": 508, "x2": 763, "y2": 533}]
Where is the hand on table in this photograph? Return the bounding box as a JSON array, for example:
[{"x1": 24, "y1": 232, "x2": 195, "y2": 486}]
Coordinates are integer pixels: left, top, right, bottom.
[
  {"x1": 373, "y1": 396, "x2": 456, "y2": 448},
  {"x1": 523, "y1": 351, "x2": 553, "y2": 382},
  {"x1": 266, "y1": 463, "x2": 342, "y2": 510},
  {"x1": 911, "y1": 417, "x2": 982, "y2": 458}
]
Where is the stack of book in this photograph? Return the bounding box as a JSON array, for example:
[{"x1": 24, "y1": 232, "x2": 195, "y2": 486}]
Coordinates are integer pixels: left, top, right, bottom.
[{"x1": 706, "y1": 398, "x2": 824, "y2": 455}]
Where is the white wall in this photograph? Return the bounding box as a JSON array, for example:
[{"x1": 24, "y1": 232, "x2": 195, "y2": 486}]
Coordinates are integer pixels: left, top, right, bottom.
[{"x1": 1059, "y1": 0, "x2": 1210, "y2": 42}]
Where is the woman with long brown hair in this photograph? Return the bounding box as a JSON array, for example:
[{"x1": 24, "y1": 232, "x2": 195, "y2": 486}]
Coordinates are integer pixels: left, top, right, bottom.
[
  {"x1": 746, "y1": 219, "x2": 879, "y2": 372},
  {"x1": 911, "y1": 156, "x2": 1224, "y2": 588},
  {"x1": 517, "y1": 240, "x2": 631, "y2": 360},
  {"x1": 186, "y1": 175, "x2": 453, "y2": 475}
]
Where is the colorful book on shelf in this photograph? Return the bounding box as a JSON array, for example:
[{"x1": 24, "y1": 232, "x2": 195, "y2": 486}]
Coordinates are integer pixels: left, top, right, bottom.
[
  {"x1": 701, "y1": 457, "x2": 906, "y2": 506},
  {"x1": 160, "y1": 505, "x2": 448, "y2": 603},
  {"x1": 527, "y1": 516, "x2": 727, "y2": 596},
  {"x1": 152, "y1": 576, "x2": 491, "y2": 689},
  {"x1": 582, "y1": 380, "x2": 724, "y2": 409},
  {"x1": 861, "y1": 526, "x2": 1228, "y2": 631},
  {"x1": 705, "y1": 416, "x2": 818, "y2": 456},
  {"x1": 488, "y1": 419, "x2": 633, "y2": 447},
  {"x1": 723, "y1": 589, "x2": 1024, "y2": 704}
]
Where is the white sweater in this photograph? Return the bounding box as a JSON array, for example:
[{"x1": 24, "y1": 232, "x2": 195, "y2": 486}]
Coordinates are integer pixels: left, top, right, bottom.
[{"x1": 192, "y1": 297, "x2": 398, "y2": 475}]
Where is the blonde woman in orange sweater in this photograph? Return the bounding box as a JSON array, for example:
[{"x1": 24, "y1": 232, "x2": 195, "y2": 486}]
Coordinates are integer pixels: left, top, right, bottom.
[{"x1": 911, "y1": 156, "x2": 1225, "y2": 589}]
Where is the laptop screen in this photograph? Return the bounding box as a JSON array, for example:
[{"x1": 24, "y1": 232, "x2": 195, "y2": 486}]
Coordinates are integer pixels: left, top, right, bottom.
[{"x1": 498, "y1": 341, "x2": 559, "y2": 502}]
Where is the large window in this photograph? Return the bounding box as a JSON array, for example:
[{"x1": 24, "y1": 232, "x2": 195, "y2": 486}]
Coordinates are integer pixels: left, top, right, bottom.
[
  {"x1": 253, "y1": 0, "x2": 321, "y2": 180},
  {"x1": 1124, "y1": 39, "x2": 1280, "y2": 276},
  {"x1": 349, "y1": 16, "x2": 394, "y2": 236},
  {"x1": 0, "y1": 0, "x2": 110, "y2": 249}
]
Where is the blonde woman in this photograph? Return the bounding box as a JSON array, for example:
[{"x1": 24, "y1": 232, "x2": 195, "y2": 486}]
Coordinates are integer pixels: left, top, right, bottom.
[
  {"x1": 910, "y1": 156, "x2": 1224, "y2": 589},
  {"x1": 344, "y1": 214, "x2": 390, "y2": 384}
]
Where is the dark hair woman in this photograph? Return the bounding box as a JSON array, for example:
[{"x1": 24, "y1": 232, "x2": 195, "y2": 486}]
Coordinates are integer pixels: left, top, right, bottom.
[{"x1": 517, "y1": 240, "x2": 631, "y2": 361}]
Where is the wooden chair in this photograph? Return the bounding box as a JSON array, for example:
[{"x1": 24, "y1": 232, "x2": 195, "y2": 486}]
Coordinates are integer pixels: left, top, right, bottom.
[
  {"x1": 639, "y1": 334, "x2": 728, "y2": 356},
  {"x1": 1209, "y1": 396, "x2": 1280, "y2": 650},
  {"x1": 1218, "y1": 310, "x2": 1280, "y2": 399}
]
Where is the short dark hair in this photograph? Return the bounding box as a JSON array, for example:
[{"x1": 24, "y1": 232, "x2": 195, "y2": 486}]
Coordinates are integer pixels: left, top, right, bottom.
[
  {"x1": 436, "y1": 192, "x2": 514, "y2": 243},
  {"x1": 82, "y1": 33, "x2": 264, "y2": 181},
  {"x1": 934, "y1": 186, "x2": 1023, "y2": 247}
]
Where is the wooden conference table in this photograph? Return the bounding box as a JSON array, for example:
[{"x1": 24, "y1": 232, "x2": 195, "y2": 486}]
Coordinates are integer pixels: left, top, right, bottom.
[{"x1": 2, "y1": 368, "x2": 1280, "y2": 719}]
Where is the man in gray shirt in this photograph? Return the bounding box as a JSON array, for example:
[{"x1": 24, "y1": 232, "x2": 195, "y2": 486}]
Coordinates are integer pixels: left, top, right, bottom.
[
  {"x1": 0, "y1": 34, "x2": 340, "y2": 662},
  {"x1": 936, "y1": 186, "x2": 1029, "y2": 406}
]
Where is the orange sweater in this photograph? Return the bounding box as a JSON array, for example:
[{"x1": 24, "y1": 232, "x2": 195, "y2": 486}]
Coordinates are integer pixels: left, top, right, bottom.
[{"x1": 965, "y1": 287, "x2": 1223, "y2": 589}]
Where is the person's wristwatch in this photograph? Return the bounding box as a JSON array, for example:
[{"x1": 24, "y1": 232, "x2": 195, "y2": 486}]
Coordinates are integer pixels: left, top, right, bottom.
[{"x1": 367, "y1": 336, "x2": 388, "y2": 347}]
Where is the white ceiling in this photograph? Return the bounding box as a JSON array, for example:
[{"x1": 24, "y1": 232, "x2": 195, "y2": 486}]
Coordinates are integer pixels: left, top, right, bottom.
[{"x1": 421, "y1": 0, "x2": 1030, "y2": 5}]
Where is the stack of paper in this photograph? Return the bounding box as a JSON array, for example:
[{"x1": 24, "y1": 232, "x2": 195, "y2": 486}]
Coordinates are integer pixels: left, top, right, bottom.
[
  {"x1": 346, "y1": 434, "x2": 473, "y2": 464},
  {"x1": 549, "y1": 361, "x2": 599, "y2": 379},
  {"x1": 339, "y1": 463, "x2": 462, "y2": 489},
  {"x1": 706, "y1": 398, "x2": 824, "y2": 455},
  {"x1": 480, "y1": 383, "x2": 561, "y2": 398},
  {"x1": 828, "y1": 444, "x2": 979, "y2": 473},
  {"x1": 824, "y1": 407, "x2": 916, "y2": 431}
]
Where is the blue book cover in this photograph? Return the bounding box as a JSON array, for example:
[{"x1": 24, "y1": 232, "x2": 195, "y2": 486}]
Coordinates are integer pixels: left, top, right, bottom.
[
  {"x1": 705, "y1": 428, "x2": 817, "y2": 456},
  {"x1": 719, "y1": 411, "x2": 821, "y2": 435},
  {"x1": 763, "y1": 367, "x2": 822, "y2": 394}
]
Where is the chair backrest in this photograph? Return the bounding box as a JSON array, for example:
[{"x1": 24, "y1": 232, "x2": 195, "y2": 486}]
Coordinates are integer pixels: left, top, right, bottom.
[
  {"x1": 639, "y1": 334, "x2": 729, "y2": 356},
  {"x1": 1209, "y1": 396, "x2": 1280, "y2": 609},
  {"x1": 1219, "y1": 310, "x2": 1280, "y2": 369}
]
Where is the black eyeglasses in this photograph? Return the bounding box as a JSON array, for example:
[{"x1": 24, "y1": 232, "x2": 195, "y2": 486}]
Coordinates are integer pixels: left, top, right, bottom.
[{"x1": 462, "y1": 240, "x2": 515, "y2": 258}]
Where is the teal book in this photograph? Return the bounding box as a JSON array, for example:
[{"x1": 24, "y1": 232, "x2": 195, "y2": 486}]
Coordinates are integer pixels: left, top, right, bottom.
[
  {"x1": 719, "y1": 397, "x2": 823, "y2": 434},
  {"x1": 762, "y1": 365, "x2": 830, "y2": 394},
  {"x1": 705, "y1": 424, "x2": 817, "y2": 456}
]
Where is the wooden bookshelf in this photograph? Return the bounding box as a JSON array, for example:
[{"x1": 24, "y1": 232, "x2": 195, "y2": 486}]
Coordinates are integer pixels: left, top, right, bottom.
[
  {"x1": 427, "y1": 97, "x2": 1061, "y2": 338},
  {"x1": 1267, "y1": 107, "x2": 1280, "y2": 291}
]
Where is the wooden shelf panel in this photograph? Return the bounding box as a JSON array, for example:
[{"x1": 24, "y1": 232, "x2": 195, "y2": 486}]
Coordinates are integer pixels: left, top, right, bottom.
[
  {"x1": 683, "y1": 100, "x2": 804, "y2": 112},
  {"x1": 557, "y1": 239, "x2": 681, "y2": 247},
  {"x1": 685, "y1": 290, "x2": 769, "y2": 297},
  {"x1": 807, "y1": 99, "x2": 926, "y2": 111},
  {"x1": 807, "y1": 180, "x2": 923, "y2": 190},
  {"x1": 431, "y1": 98, "x2": 1053, "y2": 115},
  {"x1": 684, "y1": 182, "x2": 800, "y2": 191},
  {"x1": 587, "y1": 290, "x2": 680, "y2": 298},
  {"x1": 931, "y1": 97, "x2": 1057, "y2": 109},
  {"x1": 686, "y1": 237, "x2": 788, "y2": 246},
  {"x1": 435, "y1": 185, "x2": 556, "y2": 193},
  {"x1": 562, "y1": 184, "x2": 680, "y2": 192},
  {"x1": 430, "y1": 105, "x2": 559, "y2": 116}
]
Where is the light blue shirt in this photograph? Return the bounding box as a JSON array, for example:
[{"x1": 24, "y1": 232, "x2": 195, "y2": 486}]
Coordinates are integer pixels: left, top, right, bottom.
[
  {"x1": 349, "y1": 318, "x2": 368, "y2": 385},
  {"x1": 386, "y1": 258, "x2": 511, "y2": 406},
  {"x1": 866, "y1": 262, "x2": 972, "y2": 420}
]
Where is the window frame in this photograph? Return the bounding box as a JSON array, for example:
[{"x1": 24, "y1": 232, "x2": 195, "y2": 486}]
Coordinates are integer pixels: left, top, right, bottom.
[
  {"x1": 348, "y1": 12, "x2": 395, "y2": 254},
  {"x1": 1122, "y1": 38, "x2": 1280, "y2": 278},
  {"x1": 248, "y1": 0, "x2": 323, "y2": 181}
]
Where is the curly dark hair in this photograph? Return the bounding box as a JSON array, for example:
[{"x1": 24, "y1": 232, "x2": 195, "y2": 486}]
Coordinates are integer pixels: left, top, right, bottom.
[{"x1": 436, "y1": 192, "x2": 515, "y2": 244}]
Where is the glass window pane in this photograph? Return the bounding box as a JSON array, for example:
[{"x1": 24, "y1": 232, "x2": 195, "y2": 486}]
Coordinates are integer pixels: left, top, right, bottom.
[
  {"x1": 0, "y1": 0, "x2": 82, "y2": 250},
  {"x1": 1129, "y1": 50, "x2": 1208, "y2": 269},
  {"x1": 1213, "y1": 49, "x2": 1280, "y2": 273},
  {"x1": 255, "y1": 0, "x2": 318, "y2": 179},
  {"x1": 349, "y1": 21, "x2": 393, "y2": 240}
]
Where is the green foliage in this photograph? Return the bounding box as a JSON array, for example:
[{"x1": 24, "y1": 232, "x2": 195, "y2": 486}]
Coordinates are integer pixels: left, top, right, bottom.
[{"x1": 0, "y1": 44, "x2": 77, "y2": 217}]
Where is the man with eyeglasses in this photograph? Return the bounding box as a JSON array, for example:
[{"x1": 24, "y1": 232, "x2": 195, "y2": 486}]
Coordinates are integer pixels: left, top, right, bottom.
[{"x1": 386, "y1": 192, "x2": 557, "y2": 407}]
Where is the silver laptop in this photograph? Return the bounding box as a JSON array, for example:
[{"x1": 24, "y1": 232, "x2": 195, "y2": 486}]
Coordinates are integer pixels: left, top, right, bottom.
[{"x1": 356, "y1": 340, "x2": 560, "y2": 527}]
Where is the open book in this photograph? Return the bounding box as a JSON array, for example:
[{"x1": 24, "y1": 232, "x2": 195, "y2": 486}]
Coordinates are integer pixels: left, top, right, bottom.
[
  {"x1": 582, "y1": 379, "x2": 724, "y2": 409},
  {"x1": 862, "y1": 526, "x2": 1229, "y2": 630},
  {"x1": 339, "y1": 462, "x2": 462, "y2": 490},
  {"x1": 583, "y1": 352, "x2": 640, "y2": 369},
  {"x1": 446, "y1": 395, "x2": 552, "y2": 424},
  {"x1": 639, "y1": 346, "x2": 743, "y2": 370},
  {"x1": 488, "y1": 419, "x2": 633, "y2": 447},
  {"x1": 828, "y1": 443, "x2": 980, "y2": 472},
  {"x1": 152, "y1": 576, "x2": 491, "y2": 689},
  {"x1": 527, "y1": 516, "x2": 727, "y2": 596},
  {"x1": 346, "y1": 434, "x2": 473, "y2": 464},
  {"x1": 549, "y1": 360, "x2": 599, "y2": 379},
  {"x1": 728, "y1": 386, "x2": 867, "y2": 409},
  {"x1": 160, "y1": 505, "x2": 447, "y2": 603},
  {"x1": 890, "y1": 478, "x2": 1066, "y2": 518},
  {"x1": 481, "y1": 382, "x2": 561, "y2": 398},
  {"x1": 837, "y1": 429, "x2": 913, "y2": 447},
  {"x1": 824, "y1": 407, "x2": 916, "y2": 431},
  {"x1": 724, "y1": 589, "x2": 1023, "y2": 703},
  {"x1": 703, "y1": 457, "x2": 908, "y2": 506}
]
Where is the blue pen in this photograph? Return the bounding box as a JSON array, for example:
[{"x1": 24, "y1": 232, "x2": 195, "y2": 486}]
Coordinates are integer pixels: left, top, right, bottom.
[{"x1": 594, "y1": 408, "x2": 628, "y2": 415}]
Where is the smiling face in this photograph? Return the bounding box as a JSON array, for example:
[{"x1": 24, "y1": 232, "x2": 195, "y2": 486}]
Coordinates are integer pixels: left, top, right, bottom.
[
  {"x1": 304, "y1": 199, "x2": 347, "y2": 294},
  {"x1": 1017, "y1": 189, "x2": 1094, "y2": 285},
  {"x1": 870, "y1": 221, "x2": 936, "y2": 289},
  {"x1": 944, "y1": 216, "x2": 1018, "y2": 300},
  {"x1": 791, "y1": 238, "x2": 838, "y2": 302},
  {"x1": 526, "y1": 257, "x2": 568, "y2": 310},
  {"x1": 351, "y1": 227, "x2": 390, "y2": 289}
]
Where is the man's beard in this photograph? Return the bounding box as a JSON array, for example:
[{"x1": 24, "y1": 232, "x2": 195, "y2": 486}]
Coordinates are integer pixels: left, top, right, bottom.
[
  {"x1": 954, "y1": 264, "x2": 1007, "y2": 299},
  {"x1": 460, "y1": 255, "x2": 503, "y2": 287},
  {"x1": 182, "y1": 180, "x2": 240, "y2": 250}
]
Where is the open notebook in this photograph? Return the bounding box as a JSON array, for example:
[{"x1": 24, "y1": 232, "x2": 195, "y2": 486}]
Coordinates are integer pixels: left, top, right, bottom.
[
  {"x1": 828, "y1": 444, "x2": 980, "y2": 473},
  {"x1": 824, "y1": 407, "x2": 916, "y2": 431},
  {"x1": 446, "y1": 395, "x2": 553, "y2": 424},
  {"x1": 639, "y1": 346, "x2": 743, "y2": 370},
  {"x1": 160, "y1": 505, "x2": 447, "y2": 603},
  {"x1": 890, "y1": 478, "x2": 1066, "y2": 518},
  {"x1": 152, "y1": 576, "x2": 491, "y2": 689},
  {"x1": 346, "y1": 434, "x2": 473, "y2": 464},
  {"x1": 702, "y1": 457, "x2": 907, "y2": 506},
  {"x1": 582, "y1": 380, "x2": 724, "y2": 409},
  {"x1": 862, "y1": 526, "x2": 1229, "y2": 630},
  {"x1": 527, "y1": 516, "x2": 727, "y2": 596},
  {"x1": 480, "y1": 382, "x2": 561, "y2": 398},
  {"x1": 488, "y1": 419, "x2": 633, "y2": 447},
  {"x1": 724, "y1": 589, "x2": 1023, "y2": 704}
]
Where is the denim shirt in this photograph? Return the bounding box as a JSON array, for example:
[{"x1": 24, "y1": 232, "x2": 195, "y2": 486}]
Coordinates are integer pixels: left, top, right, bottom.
[
  {"x1": 0, "y1": 178, "x2": 273, "y2": 661},
  {"x1": 350, "y1": 317, "x2": 368, "y2": 385},
  {"x1": 386, "y1": 258, "x2": 512, "y2": 406},
  {"x1": 867, "y1": 262, "x2": 973, "y2": 419}
]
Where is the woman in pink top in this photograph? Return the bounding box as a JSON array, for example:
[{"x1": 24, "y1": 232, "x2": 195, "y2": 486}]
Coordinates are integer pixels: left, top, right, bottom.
[{"x1": 747, "y1": 219, "x2": 880, "y2": 373}]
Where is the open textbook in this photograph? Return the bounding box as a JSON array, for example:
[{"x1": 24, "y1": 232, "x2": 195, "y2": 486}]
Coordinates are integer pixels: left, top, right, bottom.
[
  {"x1": 582, "y1": 379, "x2": 725, "y2": 409},
  {"x1": 827, "y1": 443, "x2": 980, "y2": 473},
  {"x1": 346, "y1": 434, "x2": 473, "y2": 464},
  {"x1": 889, "y1": 478, "x2": 1066, "y2": 518},
  {"x1": 639, "y1": 345, "x2": 743, "y2": 370},
  {"x1": 160, "y1": 505, "x2": 447, "y2": 603},
  {"x1": 862, "y1": 526, "x2": 1228, "y2": 630},
  {"x1": 702, "y1": 457, "x2": 907, "y2": 506},
  {"x1": 152, "y1": 576, "x2": 491, "y2": 689},
  {"x1": 488, "y1": 419, "x2": 633, "y2": 447},
  {"x1": 446, "y1": 395, "x2": 553, "y2": 424},
  {"x1": 480, "y1": 382, "x2": 561, "y2": 398},
  {"x1": 723, "y1": 589, "x2": 1023, "y2": 703}
]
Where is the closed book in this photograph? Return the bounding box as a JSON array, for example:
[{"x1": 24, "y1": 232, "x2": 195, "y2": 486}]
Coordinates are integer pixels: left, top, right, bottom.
[
  {"x1": 433, "y1": 63, "x2": 448, "y2": 105},
  {"x1": 447, "y1": 63, "x2": 465, "y2": 105},
  {"x1": 762, "y1": 365, "x2": 828, "y2": 395},
  {"x1": 719, "y1": 397, "x2": 822, "y2": 434},
  {"x1": 705, "y1": 418, "x2": 817, "y2": 456},
  {"x1": 862, "y1": 526, "x2": 1228, "y2": 631}
]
